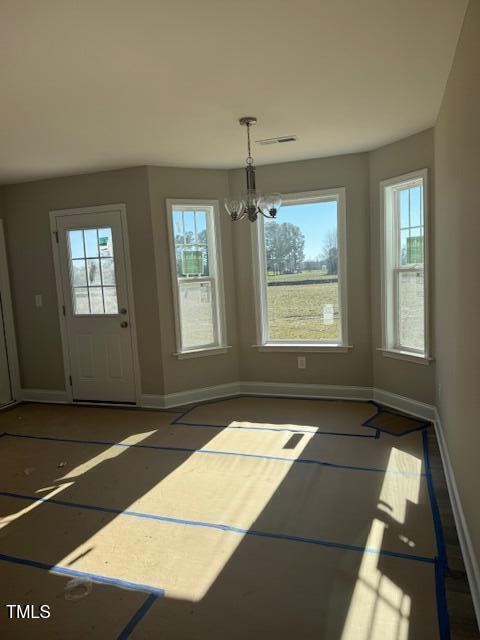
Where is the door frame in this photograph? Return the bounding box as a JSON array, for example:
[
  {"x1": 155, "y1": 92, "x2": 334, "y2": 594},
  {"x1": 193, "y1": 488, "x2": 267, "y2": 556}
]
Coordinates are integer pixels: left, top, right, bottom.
[
  {"x1": 0, "y1": 220, "x2": 21, "y2": 403},
  {"x1": 49, "y1": 204, "x2": 142, "y2": 405}
]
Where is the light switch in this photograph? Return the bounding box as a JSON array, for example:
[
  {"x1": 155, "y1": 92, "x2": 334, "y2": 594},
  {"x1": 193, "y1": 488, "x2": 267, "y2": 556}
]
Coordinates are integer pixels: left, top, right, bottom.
[
  {"x1": 297, "y1": 356, "x2": 306, "y2": 369},
  {"x1": 35, "y1": 294, "x2": 43, "y2": 308}
]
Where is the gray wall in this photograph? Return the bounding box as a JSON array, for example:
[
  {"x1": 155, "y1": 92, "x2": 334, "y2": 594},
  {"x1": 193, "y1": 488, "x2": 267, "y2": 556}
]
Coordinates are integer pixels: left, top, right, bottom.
[
  {"x1": 1, "y1": 165, "x2": 241, "y2": 397},
  {"x1": 1, "y1": 137, "x2": 440, "y2": 402},
  {"x1": 229, "y1": 153, "x2": 373, "y2": 387},
  {"x1": 2, "y1": 167, "x2": 164, "y2": 395},
  {"x1": 434, "y1": 0, "x2": 480, "y2": 566},
  {"x1": 147, "y1": 166, "x2": 239, "y2": 395},
  {"x1": 369, "y1": 129, "x2": 436, "y2": 403}
]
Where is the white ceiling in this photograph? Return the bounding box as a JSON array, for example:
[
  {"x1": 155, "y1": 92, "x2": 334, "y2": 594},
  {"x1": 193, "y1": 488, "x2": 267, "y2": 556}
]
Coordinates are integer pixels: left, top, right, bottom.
[{"x1": 0, "y1": 0, "x2": 468, "y2": 185}]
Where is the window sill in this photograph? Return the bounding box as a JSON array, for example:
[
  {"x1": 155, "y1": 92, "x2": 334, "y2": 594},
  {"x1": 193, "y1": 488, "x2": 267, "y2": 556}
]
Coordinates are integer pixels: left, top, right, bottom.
[
  {"x1": 173, "y1": 346, "x2": 232, "y2": 360},
  {"x1": 253, "y1": 344, "x2": 352, "y2": 353},
  {"x1": 377, "y1": 348, "x2": 434, "y2": 365}
]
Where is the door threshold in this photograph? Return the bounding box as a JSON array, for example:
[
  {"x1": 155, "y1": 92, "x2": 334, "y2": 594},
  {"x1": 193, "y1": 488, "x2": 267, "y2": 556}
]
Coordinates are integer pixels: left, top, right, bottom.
[{"x1": 73, "y1": 399, "x2": 137, "y2": 408}]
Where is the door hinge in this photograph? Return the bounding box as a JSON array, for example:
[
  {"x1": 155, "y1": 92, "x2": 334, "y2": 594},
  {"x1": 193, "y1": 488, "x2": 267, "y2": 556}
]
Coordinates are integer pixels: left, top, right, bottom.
[
  {"x1": 62, "y1": 305, "x2": 66, "y2": 316},
  {"x1": 54, "y1": 231, "x2": 59, "y2": 243},
  {"x1": 69, "y1": 375, "x2": 73, "y2": 386}
]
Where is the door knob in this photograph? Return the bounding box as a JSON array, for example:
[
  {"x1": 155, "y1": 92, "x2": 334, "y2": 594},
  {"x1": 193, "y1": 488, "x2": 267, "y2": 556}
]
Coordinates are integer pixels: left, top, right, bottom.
[
  {"x1": 120, "y1": 321, "x2": 128, "y2": 328},
  {"x1": 120, "y1": 308, "x2": 127, "y2": 315}
]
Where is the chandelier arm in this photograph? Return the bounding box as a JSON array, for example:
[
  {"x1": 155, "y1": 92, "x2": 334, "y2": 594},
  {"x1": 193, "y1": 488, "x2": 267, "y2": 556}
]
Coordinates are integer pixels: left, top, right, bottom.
[{"x1": 259, "y1": 208, "x2": 276, "y2": 219}]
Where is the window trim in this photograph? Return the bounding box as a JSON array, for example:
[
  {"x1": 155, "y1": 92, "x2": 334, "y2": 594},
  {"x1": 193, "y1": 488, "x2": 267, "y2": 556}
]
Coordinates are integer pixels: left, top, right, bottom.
[
  {"x1": 166, "y1": 199, "x2": 228, "y2": 357},
  {"x1": 380, "y1": 169, "x2": 431, "y2": 363},
  {"x1": 252, "y1": 187, "x2": 349, "y2": 350}
]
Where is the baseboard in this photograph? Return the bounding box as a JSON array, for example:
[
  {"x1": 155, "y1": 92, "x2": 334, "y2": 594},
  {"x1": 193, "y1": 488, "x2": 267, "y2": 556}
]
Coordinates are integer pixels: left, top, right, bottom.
[
  {"x1": 373, "y1": 388, "x2": 436, "y2": 421},
  {"x1": 434, "y1": 409, "x2": 480, "y2": 628},
  {"x1": 140, "y1": 382, "x2": 241, "y2": 409},
  {"x1": 20, "y1": 383, "x2": 436, "y2": 420},
  {"x1": 239, "y1": 381, "x2": 372, "y2": 401},
  {"x1": 20, "y1": 388, "x2": 69, "y2": 404}
]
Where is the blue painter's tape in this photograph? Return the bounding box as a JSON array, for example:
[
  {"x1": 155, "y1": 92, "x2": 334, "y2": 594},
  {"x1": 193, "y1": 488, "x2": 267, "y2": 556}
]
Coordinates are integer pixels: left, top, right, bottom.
[
  {"x1": 423, "y1": 429, "x2": 451, "y2": 640},
  {"x1": 117, "y1": 593, "x2": 158, "y2": 640},
  {"x1": 0, "y1": 552, "x2": 165, "y2": 597},
  {"x1": 173, "y1": 421, "x2": 377, "y2": 438},
  {"x1": 423, "y1": 430, "x2": 447, "y2": 566},
  {"x1": 0, "y1": 491, "x2": 434, "y2": 565},
  {"x1": 2, "y1": 432, "x2": 424, "y2": 477},
  {"x1": 171, "y1": 395, "x2": 378, "y2": 438}
]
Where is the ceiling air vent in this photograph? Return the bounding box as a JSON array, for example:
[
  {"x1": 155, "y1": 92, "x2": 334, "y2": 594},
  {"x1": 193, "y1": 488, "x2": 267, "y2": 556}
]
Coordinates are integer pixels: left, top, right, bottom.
[{"x1": 256, "y1": 135, "x2": 297, "y2": 145}]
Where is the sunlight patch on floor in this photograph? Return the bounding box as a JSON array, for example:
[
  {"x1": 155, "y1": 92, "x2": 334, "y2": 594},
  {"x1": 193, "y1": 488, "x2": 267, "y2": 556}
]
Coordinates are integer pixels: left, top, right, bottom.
[
  {"x1": 377, "y1": 448, "x2": 422, "y2": 524},
  {"x1": 0, "y1": 483, "x2": 74, "y2": 528},
  {"x1": 57, "y1": 426, "x2": 313, "y2": 602},
  {"x1": 58, "y1": 430, "x2": 157, "y2": 480},
  {"x1": 341, "y1": 448, "x2": 421, "y2": 640},
  {"x1": 341, "y1": 518, "x2": 411, "y2": 640}
]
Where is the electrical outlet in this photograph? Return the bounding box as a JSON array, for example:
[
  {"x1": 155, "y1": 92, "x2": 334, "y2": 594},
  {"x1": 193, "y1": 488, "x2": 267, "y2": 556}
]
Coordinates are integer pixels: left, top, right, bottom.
[
  {"x1": 35, "y1": 294, "x2": 43, "y2": 308},
  {"x1": 297, "y1": 356, "x2": 306, "y2": 369}
]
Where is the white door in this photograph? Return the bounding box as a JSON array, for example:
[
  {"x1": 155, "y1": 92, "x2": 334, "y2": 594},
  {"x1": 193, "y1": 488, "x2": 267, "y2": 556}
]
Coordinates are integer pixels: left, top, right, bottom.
[{"x1": 55, "y1": 209, "x2": 136, "y2": 403}]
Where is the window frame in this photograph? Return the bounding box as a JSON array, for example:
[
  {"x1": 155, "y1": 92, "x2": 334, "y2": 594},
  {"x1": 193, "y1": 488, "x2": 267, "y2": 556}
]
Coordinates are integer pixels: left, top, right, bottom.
[
  {"x1": 380, "y1": 169, "x2": 431, "y2": 364},
  {"x1": 252, "y1": 187, "x2": 349, "y2": 351},
  {"x1": 166, "y1": 199, "x2": 228, "y2": 358}
]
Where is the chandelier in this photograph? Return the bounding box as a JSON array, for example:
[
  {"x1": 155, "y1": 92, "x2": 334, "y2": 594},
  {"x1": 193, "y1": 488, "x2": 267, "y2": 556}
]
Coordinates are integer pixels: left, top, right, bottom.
[{"x1": 224, "y1": 117, "x2": 282, "y2": 222}]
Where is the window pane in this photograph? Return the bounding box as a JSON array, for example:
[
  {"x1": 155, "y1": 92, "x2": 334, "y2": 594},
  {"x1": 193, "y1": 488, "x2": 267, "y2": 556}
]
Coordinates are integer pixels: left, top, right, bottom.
[
  {"x1": 400, "y1": 230, "x2": 410, "y2": 265},
  {"x1": 173, "y1": 210, "x2": 184, "y2": 245},
  {"x1": 89, "y1": 287, "x2": 104, "y2": 314},
  {"x1": 101, "y1": 258, "x2": 116, "y2": 285},
  {"x1": 267, "y1": 281, "x2": 340, "y2": 341},
  {"x1": 410, "y1": 186, "x2": 422, "y2": 227},
  {"x1": 399, "y1": 189, "x2": 410, "y2": 228},
  {"x1": 398, "y1": 271, "x2": 424, "y2": 351},
  {"x1": 67, "y1": 226, "x2": 119, "y2": 316},
  {"x1": 195, "y1": 211, "x2": 207, "y2": 244},
  {"x1": 178, "y1": 281, "x2": 215, "y2": 349},
  {"x1": 98, "y1": 228, "x2": 114, "y2": 257},
  {"x1": 71, "y1": 259, "x2": 87, "y2": 286},
  {"x1": 84, "y1": 229, "x2": 99, "y2": 258},
  {"x1": 68, "y1": 230, "x2": 85, "y2": 259},
  {"x1": 73, "y1": 288, "x2": 90, "y2": 314},
  {"x1": 183, "y1": 211, "x2": 196, "y2": 245},
  {"x1": 264, "y1": 200, "x2": 340, "y2": 342},
  {"x1": 103, "y1": 287, "x2": 118, "y2": 313},
  {"x1": 181, "y1": 249, "x2": 204, "y2": 276},
  {"x1": 86, "y1": 258, "x2": 101, "y2": 285}
]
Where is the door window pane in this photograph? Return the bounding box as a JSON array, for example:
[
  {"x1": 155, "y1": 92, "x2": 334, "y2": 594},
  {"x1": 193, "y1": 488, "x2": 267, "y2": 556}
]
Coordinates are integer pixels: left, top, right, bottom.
[
  {"x1": 71, "y1": 260, "x2": 87, "y2": 286},
  {"x1": 67, "y1": 228, "x2": 119, "y2": 315},
  {"x1": 89, "y1": 287, "x2": 104, "y2": 314},
  {"x1": 101, "y1": 258, "x2": 116, "y2": 285},
  {"x1": 73, "y1": 288, "x2": 90, "y2": 314},
  {"x1": 103, "y1": 287, "x2": 119, "y2": 314},
  {"x1": 69, "y1": 230, "x2": 85, "y2": 259},
  {"x1": 86, "y1": 258, "x2": 101, "y2": 285},
  {"x1": 98, "y1": 228, "x2": 114, "y2": 257},
  {"x1": 84, "y1": 229, "x2": 99, "y2": 257}
]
